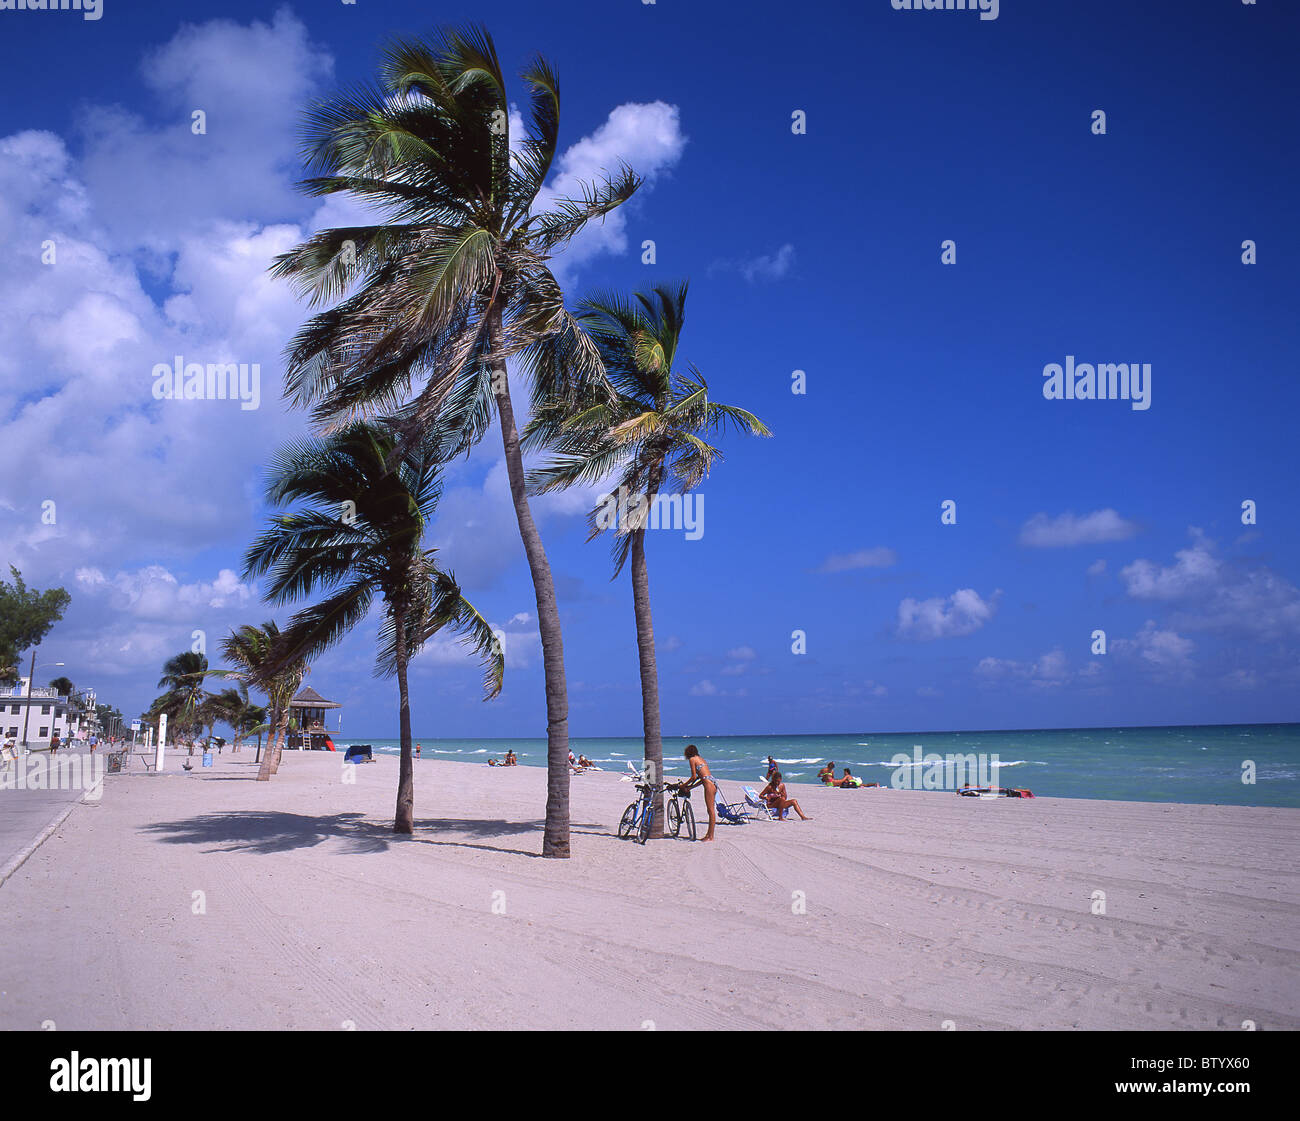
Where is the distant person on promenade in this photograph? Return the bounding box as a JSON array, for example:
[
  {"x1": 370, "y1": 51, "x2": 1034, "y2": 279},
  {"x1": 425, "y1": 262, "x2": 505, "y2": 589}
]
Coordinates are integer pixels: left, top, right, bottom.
[
  {"x1": 50, "y1": 732, "x2": 60, "y2": 754},
  {"x1": 759, "y1": 771, "x2": 811, "y2": 821},
  {"x1": 680, "y1": 745, "x2": 718, "y2": 842}
]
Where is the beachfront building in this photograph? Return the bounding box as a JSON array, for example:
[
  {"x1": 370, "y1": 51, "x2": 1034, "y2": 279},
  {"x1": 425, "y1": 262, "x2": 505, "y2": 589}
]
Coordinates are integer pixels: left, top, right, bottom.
[
  {"x1": 286, "y1": 686, "x2": 341, "y2": 750},
  {"x1": 2, "y1": 678, "x2": 72, "y2": 747}
]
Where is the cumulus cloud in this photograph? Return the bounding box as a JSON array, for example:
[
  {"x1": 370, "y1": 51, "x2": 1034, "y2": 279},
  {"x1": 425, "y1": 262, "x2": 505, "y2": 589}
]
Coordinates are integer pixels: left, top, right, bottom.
[
  {"x1": 1112, "y1": 621, "x2": 1195, "y2": 670},
  {"x1": 688, "y1": 679, "x2": 717, "y2": 696},
  {"x1": 1120, "y1": 533, "x2": 1300, "y2": 639},
  {"x1": 897, "y1": 588, "x2": 999, "y2": 640},
  {"x1": 711, "y1": 243, "x2": 795, "y2": 283},
  {"x1": 975, "y1": 648, "x2": 1072, "y2": 688},
  {"x1": 1019, "y1": 508, "x2": 1139, "y2": 547},
  {"x1": 817, "y1": 547, "x2": 897, "y2": 574},
  {"x1": 537, "y1": 100, "x2": 685, "y2": 284}
]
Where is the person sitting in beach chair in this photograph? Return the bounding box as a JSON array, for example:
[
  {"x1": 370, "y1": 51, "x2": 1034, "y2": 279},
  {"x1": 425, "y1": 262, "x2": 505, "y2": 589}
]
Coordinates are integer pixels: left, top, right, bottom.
[
  {"x1": 743, "y1": 785, "x2": 778, "y2": 820},
  {"x1": 759, "y1": 771, "x2": 811, "y2": 821}
]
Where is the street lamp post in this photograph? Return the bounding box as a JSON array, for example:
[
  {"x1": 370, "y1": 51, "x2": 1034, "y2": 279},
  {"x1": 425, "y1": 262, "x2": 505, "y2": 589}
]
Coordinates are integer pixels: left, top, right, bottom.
[{"x1": 20, "y1": 651, "x2": 64, "y2": 750}]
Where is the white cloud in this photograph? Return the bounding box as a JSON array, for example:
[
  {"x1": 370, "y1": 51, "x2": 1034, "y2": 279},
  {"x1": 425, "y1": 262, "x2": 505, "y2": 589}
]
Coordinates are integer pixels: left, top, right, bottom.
[
  {"x1": 1120, "y1": 533, "x2": 1300, "y2": 639},
  {"x1": 712, "y1": 243, "x2": 796, "y2": 284},
  {"x1": 1112, "y1": 621, "x2": 1194, "y2": 670},
  {"x1": 688, "y1": 679, "x2": 717, "y2": 696},
  {"x1": 817, "y1": 547, "x2": 897, "y2": 573},
  {"x1": 1019, "y1": 509, "x2": 1139, "y2": 547},
  {"x1": 537, "y1": 100, "x2": 685, "y2": 283},
  {"x1": 1087, "y1": 559, "x2": 1107, "y2": 576},
  {"x1": 897, "y1": 588, "x2": 999, "y2": 640},
  {"x1": 975, "y1": 648, "x2": 1071, "y2": 688}
]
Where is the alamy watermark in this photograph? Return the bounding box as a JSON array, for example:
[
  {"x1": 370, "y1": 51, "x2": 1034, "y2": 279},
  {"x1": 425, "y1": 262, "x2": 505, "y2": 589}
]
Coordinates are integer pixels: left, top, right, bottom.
[
  {"x1": 1, "y1": 753, "x2": 104, "y2": 799},
  {"x1": 890, "y1": 747, "x2": 1002, "y2": 790},
  {"x1": 594, "y1": 486, "x2": 705, "y2": 541},
  {"x1": 1042, "y1": 356, "x2": 1151, "y2": 411},
  {"x1": 891, "y1": 0, "x2": 999, "y2": 21},
  {"x1": 152, "y1": 356, "x2": 261, "y2": 411},
  {"x1": 0, "y1": 0, "x2": 102, "y2": 20}
]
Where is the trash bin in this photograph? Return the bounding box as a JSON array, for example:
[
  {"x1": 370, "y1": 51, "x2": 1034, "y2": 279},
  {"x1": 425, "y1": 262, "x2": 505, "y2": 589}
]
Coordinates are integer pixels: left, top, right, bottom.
[{"x1": 202, "y1": 752, "x2": 213, "y2": 767}]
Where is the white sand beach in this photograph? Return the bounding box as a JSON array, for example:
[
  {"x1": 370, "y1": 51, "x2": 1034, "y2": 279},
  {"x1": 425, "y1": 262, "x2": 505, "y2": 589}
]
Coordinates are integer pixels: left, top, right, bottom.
[{"x1": 1, "y1": 751, "x2": 1297, "y2": 1031}]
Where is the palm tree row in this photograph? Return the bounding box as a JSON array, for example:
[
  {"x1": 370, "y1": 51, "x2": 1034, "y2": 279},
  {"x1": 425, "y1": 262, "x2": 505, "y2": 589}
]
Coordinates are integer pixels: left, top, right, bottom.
[{"x1": 241, "y1": 23, "x2": 767, "y2": 855}]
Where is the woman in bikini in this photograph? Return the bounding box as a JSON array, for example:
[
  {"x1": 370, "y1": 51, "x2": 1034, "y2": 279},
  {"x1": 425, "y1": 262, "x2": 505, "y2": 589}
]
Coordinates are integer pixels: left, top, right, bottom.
[
  {"x1": 680, "y1": 744, "x2": 718, "y2": 842},
  {"x1": 759, "y1": 770, "x2": 811, "y2": 820}
]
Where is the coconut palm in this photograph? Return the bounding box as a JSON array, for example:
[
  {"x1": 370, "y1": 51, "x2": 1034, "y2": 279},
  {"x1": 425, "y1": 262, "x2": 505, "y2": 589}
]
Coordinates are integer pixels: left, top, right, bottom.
[
  {"x1": 155, "y1": 651, "x2": 212, "y2": 747},
  {"x1": 524, "y1": 283, "x2": 770, "y2": 836},
  {"x1": 242, "y1": 421, "x2": 503, "y2": 833},
  {"x1": 219, "y1": 621, "x2": 306, "y2": 780},
  {"x1": 216, "y1": 684, "x2": 266, "y2": 753},
  {"x1": 268, "y1": 25, "x2": 639, "y2": 857}
]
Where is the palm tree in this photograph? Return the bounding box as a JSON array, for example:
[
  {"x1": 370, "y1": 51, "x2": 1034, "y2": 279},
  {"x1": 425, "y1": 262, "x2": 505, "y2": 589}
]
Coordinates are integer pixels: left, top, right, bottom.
[
  {"x1": 48, "y1": 675, "x2": 75, "y2": 698},
  {"x1": 524, "y1": 283, "x2": 770, "y2": 836},
  {"x1": 215, "y1": 684, "x2": 265, "y2": 752},
  {"x1": 219, "y1": 621, "x2": 306, "y2": 780},
  {"x1": 242, "y1": 421, "x2": 503, "y2": 833},
  {"x1": 269, "y1": 25, "x2": 639, "y2": 857},
  {"x1": 156, "y1": 651, "x2": 211, "y2": 747}
]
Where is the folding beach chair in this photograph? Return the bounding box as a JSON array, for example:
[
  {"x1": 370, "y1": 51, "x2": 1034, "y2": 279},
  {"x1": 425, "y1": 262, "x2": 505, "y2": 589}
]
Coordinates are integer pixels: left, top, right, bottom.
[
  {"x1": 742, "y1": 786, "x2": 778, "y2": 821},
  {"x1": 713, "y1": 783, "x2": 750, "y2": 824}
]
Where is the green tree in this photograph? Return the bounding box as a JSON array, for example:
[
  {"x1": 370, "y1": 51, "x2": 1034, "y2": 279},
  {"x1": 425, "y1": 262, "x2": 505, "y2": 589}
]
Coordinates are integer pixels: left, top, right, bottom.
[
  {"x1": 218, "y1": 621, "x2": 306, "y2": 778},
  {"x1": 0, "y1": 567, "x2": 71, "y2": 686},
  {"x1": 269, "y1": 25, "x2": 639, "y2": 857},
  {"x1": 243, "y1": 421, "x2": 503, "y2": 832},
  {"x1": 155, "y1": 651, "x2": 210, "y2": 741},
  {"x1": 525, "y1": 283, "x2": 770, "y2": 834}
]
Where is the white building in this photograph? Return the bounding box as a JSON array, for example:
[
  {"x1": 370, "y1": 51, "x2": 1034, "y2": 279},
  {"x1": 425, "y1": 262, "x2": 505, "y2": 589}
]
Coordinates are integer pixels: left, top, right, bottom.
[{"x1": 2, "y1": 678, "x2": 73, "y2": 747}]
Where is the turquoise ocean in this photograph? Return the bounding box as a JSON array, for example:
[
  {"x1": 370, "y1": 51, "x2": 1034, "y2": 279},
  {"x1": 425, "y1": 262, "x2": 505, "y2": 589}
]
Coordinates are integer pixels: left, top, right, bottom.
[{"x1": 334, "y1": 723, "x2": 1300, "y2": 808}]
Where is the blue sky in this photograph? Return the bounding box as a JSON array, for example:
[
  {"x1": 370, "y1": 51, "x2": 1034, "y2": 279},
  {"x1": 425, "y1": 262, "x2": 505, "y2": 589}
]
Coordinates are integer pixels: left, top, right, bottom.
[{"x1": 1, "y1": 0, "x2": 1297, "y2": 738}]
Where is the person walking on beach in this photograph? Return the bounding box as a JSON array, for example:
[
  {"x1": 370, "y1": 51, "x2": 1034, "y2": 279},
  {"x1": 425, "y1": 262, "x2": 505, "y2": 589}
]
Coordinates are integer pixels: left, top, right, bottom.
[
  {"x1": 679, "y1": 744, "x2": 719, "y2": 842},
  {"x1": 759, "y1": 771, "x2": 810, "y2": 821},
  {"x1": 415, "y1": 743, "x2": 422, "y2": 759},
  {"x1": 767, "y1": 755, "x2": 778, "y2": 779}
]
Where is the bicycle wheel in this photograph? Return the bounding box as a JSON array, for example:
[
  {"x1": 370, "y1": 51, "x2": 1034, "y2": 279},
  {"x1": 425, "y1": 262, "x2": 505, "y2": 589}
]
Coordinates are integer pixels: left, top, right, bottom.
[
  {"x1": 682, "y1": 799, "x2": 697, "y2": 841},
  {"x1": 637, "y1": 802, "x2": 653, "y2": 845},
  {"x1": 666, "y1": 798, "x2": 682, "y2": 837},
  {"x1": 618, "y1": 802, "x2": 639, "y2": 839}
]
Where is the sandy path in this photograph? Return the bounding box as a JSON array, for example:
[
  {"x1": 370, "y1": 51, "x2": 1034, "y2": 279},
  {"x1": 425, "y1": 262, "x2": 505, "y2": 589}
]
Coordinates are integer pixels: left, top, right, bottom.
[{"x1": 0, "y1": 752, "x2": 1295, "y2": 1031}]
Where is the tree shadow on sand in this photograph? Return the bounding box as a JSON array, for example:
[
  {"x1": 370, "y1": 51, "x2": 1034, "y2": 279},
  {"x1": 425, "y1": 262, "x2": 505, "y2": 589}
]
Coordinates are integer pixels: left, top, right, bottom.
[{"x1": 141, "y1": 810, "x2": 608, "y2": 859}]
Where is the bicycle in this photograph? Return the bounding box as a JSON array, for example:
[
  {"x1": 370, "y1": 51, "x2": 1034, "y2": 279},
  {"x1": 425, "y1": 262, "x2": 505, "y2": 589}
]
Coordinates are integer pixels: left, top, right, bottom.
[
  {"x1": 664, "y1": 782, "x2": 697, "y2": 841},
  {"x1": 618, "y1": 781, "x2": 659, "y2": 844}
]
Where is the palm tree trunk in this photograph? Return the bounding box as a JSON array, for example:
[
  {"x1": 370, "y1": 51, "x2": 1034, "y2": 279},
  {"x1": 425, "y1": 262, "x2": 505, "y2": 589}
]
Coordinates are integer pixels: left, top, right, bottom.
[
  {"x1": 488, "y1": 302, "x2": 571, "y2": 858},
  {"x1": 394, "y1": 609, "x2": 415, "y2": 834},
  {"x1": 631, "y1": 470, "x2": 665, "y2": 838},
  {"x1": 269, "y1": 710, "x2": 288, "y2": 774},
  {"x1": 255, "y1": 704, "x2": 278, "y2": 780}
]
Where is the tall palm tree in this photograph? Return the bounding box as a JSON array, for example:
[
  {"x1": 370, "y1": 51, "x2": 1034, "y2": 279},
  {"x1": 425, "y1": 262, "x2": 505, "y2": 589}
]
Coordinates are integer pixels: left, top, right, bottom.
[
  {"x1": 524, "y1": 283, "x2": 771, "y2": 836},
  {"x1": 48, "y1": 675, "x2": 75, "y2": 698},
  {"x1": 242, "y1": 421, "x2": 503, "y2": 833},
  {"x1": 269, "y1": 25, "x2": 639, "y2": 857},
  {"x1": 215, "y1": 684, "x2": 265, "y2": 752},
  {"x1": 156, "y1": 651, "x2": 211, "y2": 746},
  {"x1": 219, "y1": 621, "x2": 306, "y2": 780}
]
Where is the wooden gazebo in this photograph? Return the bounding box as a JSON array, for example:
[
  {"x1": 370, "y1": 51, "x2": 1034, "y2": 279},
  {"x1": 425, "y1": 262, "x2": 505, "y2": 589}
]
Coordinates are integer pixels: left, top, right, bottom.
[{"x1": 287, "y1": 686, "x2": 341, "y2": 750}]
